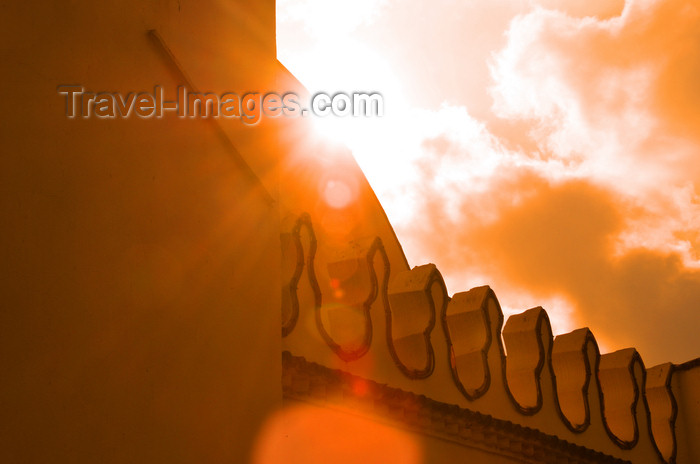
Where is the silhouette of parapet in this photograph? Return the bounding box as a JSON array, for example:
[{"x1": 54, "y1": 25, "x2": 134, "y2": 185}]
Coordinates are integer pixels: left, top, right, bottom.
[
  {"x1": 280, "y1": 212, "x2": 698, "y2": 464},
  {"x1": 646, "y1": 363, "x2": 677, "y2": 463},
  {"x1": 386, "y1": 264, "x2": 446, "y2": 378},
  {"x1": 444, "y1": 287, "x2": 500, "y2": 400},
  {"x1": 316, "y1": 237, "x2": 381, "y2": 361},
  {"x1": 551, "y1": 328, "x2": 604, "y2": 433},
  {"x1": 598, "y1": 349, "x2": 653, "y2": 451},
  {"x1": 665, "y1": 358, "x2": 700, "y2": 464},
  {"x1": 280, "y1": 213, "x2": 319, "y2": 337},
  {"x1": 502, "y1": 306, "x2": 553, "y2": 415}
]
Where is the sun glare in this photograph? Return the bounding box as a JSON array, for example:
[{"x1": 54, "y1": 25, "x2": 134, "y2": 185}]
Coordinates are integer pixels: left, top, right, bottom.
[{"x1": 278, "y1": 0, "x2": 700, "y2": 363}]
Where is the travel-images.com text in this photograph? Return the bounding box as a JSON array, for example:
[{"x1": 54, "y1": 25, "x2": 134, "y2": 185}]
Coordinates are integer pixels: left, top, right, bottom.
[{"x1": 57, "y1": 86, "x2": 383, "y2": 124}]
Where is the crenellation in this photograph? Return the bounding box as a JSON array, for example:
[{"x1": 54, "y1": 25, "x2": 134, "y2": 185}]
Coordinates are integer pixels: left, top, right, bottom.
[
  {"x1": 280, "y1": 212, "x2": 688, "y2": 463},
  {"x1": 599, "y1": 349, "x2": 644, "y2": 448},
  {"x1": 280, "y1": 213, "x2": 316, "y2": 336},
  {"x1": 669, "y1": 358, "x2": 700, "y2": 464},
  {"x1": 280, "y1": 212, "x2": 320, "y2": 339},
  {"x1": 645, "y1": 363, "x2": 677, "y2": 463},
  {"x1": 502, "y1": 306, "x2": 553, "y2": 415},
  {"x1": 552, "y1": 328, "x2": 598, "y2": 433},
  {"x1": 319, "y1": 237, "x2": 382, "y2": 360},
  {"x1": 386, "y1": 264, "x2": 446, "y2": 378},
  {"x1": 597, "y1": 348, "x2": 664, "y2": 463},
  {"x1": 443, "y1": 287, "x2": 515, "y2": 418},
  {"x1": 444, "y1": 289, "x2": 493, "y2": 399},
  {"x1": 280, "y1": 222, "x2": 301, "y2": 336}
]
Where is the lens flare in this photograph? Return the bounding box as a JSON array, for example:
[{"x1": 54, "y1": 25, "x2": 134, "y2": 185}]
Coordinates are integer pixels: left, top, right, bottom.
[{"x1": 251, "y1": 405, "x2": 423, "y2": 464}]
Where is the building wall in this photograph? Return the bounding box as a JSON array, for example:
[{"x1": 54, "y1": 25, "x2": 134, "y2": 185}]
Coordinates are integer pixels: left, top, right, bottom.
[{"x1": 0, "y1": 1, "x2": 281, "y2": 462}]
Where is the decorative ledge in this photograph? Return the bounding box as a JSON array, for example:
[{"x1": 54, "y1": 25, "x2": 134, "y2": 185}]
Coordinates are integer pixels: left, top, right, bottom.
[{"x1": 283, "y1": 351, "x2": 631, "y2": 464}]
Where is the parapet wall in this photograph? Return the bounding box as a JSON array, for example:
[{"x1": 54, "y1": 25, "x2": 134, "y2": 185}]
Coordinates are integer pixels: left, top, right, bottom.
[{"x1": 280, "y1": 212, "x2": 700, "y2": 464}]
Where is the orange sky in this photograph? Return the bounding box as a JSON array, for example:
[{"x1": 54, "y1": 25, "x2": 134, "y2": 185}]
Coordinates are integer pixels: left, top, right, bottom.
[{"x1": 276, "y1": 0, "x2": 700, "y2": 366}]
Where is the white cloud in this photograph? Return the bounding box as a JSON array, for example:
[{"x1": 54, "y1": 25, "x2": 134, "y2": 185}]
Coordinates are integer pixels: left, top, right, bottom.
[{"x1": 277, "y1": 0, "x2": 389, "y2": 38}]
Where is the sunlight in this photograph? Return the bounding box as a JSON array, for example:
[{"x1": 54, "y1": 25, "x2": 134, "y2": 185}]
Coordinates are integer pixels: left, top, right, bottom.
[
  {"x1": 299, "y1": 39, "x2": 406, "y2": 148},
  {"x1": 277, "y1": 0, "x2": 700, "y2": 364}
]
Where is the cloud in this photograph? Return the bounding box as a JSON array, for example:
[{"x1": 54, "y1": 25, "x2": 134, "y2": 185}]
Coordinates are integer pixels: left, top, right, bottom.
[
  {"x1": 490, "y1": 0, "x2": 700, "y2": 191},
  {"x1": 409, "y1": 156, "x2": 700, "y2": 363},
  {"x1": 277, "y1": 0, "x2": 700, "y2": 364},
  {"x1": 408, "y1": 0, "x2": 700, "y2": 363},
  {"x1": 531, "y1": 0, "x2": 625, "y2": 19},
  {"x1": 277, "y1": 0, "x2": 389, "y2": 38}
]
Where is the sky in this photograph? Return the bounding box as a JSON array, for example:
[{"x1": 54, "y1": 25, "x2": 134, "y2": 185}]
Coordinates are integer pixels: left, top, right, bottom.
[{"x1": 276, "y1": 0, "x2": 700, "y2": 366}]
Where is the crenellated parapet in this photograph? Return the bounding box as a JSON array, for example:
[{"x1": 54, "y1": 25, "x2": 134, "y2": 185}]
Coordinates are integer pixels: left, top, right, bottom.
[
  {"x1": 444, "y1": 287, "x2": 501, "y2": 401},
  {"x1": 646, "y1": 363, "x2": 676, "y2": 463},
  {"x1": 503, "y1": 306, "x2": 553, "y2": 415},
  {"x1": 386, "y1": 263, "x2": 446, "y2": 379},
  {"x1": 598, "y1": 348, "x2": 649, "y2": 449},
  {"x1": 280, "y1": 212, "x2": 697, "y2": 464},
  {"x1": 551, "y1": 328, "x2": 600, "y2": 433}
]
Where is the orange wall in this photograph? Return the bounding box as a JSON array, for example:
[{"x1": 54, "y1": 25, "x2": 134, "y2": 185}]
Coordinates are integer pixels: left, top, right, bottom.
[{"x1": 0, "y1": 1, "x2": 281, "y2": 462}]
